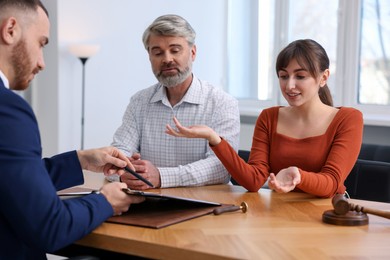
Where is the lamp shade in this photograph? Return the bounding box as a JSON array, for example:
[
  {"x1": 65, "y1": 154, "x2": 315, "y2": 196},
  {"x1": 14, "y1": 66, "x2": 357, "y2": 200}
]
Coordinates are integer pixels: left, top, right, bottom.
[{"x1": 69, "y1": 44, "x2": 100, "y2": 58}]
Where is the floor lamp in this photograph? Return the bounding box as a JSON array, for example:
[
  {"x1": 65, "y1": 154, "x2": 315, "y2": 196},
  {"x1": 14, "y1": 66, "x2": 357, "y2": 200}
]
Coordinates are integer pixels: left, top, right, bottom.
[{"x1": 69, "y1": 44, "x2": 100, "y2": 150}]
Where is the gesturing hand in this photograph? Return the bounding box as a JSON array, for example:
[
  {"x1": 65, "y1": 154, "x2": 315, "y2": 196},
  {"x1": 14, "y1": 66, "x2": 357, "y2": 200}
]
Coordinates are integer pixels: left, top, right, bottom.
[
  {"x1": 268, "y1": 166, "x2": 301, "y2": 193},
  {"x1": 165, "y1": 117, "x2": 222, "y2": 146}
]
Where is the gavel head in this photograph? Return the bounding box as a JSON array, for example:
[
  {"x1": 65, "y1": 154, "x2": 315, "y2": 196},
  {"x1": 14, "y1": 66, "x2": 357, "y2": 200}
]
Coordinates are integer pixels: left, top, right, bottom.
[
  {"x1": 332, "y1": 194, "x2": 350, "y2": 215},
  {"x1": 323, "y1": 194, "x2": 369, "y2": 226}
]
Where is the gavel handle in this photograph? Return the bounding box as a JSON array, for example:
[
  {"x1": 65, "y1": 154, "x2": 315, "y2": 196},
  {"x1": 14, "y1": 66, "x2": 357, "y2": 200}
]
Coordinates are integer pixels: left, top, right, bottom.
[
  {"x1": 213, "y1": 205, "x2": 241, "y2": 215},
  {"x1": 360, "y1": 206, "x2": 390, "y2": 220}
]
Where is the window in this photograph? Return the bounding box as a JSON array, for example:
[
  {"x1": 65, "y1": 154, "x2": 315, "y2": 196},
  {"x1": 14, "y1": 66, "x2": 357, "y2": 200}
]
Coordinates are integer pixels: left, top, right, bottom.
[
  {"x1": 227, "y1": 0, "x2": 390, "y2": 125},
  {"x1": 359, "y1": 0, "x2": 390, "y2": 105}
]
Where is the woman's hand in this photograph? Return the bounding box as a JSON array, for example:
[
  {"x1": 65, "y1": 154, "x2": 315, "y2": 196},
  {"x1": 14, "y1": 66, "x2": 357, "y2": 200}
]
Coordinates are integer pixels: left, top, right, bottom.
[
  {"x1": 165, "y1": 117, "x2": 222, "y2": 146},
  {"x1": 268, "y1": 166, "x2": 301, "y2": 193}
]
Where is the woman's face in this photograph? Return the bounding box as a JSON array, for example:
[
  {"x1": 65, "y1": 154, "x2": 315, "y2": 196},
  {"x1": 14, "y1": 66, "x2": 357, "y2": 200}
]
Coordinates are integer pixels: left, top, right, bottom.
[{"x1": 277, "y1": 59, "x2": 326, "y2": 107}]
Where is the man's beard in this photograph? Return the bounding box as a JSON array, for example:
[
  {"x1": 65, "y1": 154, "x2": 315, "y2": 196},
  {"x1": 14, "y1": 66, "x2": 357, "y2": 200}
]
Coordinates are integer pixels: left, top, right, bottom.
[
  {"x1": 156, "y1": 62, "x2": 192, "y2": 88},
  {"x1": 10, "y1": 39, "x2": 33, "y2": 91}
]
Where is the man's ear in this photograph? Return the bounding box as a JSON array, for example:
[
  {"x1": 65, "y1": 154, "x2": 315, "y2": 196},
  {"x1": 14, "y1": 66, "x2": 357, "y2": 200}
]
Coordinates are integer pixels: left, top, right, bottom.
[
  {"x1": 1, "y1": 17, "x2": 19, "y2": 45},
  {"x1": 191, "y1": 44, "x2": 197, "y2": 62}
]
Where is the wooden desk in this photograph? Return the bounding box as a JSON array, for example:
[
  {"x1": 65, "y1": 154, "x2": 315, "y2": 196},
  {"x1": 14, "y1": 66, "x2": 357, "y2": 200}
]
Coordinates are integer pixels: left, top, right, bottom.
[{"x1": 75, "y1": 171, "x2": 390, "y2": 260}]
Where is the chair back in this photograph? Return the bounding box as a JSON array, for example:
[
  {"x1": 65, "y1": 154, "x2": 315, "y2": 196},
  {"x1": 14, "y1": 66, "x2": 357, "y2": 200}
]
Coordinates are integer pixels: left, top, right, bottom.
[
  {"x1": 229, "y1": 150, "x2": 251, "y2": 185},
  {"x1": 345, "y1": 159, "x2": 390, "y2": 203},
  {"x1": 358, "y1": 143, "x2": 390, "y2": 163}
]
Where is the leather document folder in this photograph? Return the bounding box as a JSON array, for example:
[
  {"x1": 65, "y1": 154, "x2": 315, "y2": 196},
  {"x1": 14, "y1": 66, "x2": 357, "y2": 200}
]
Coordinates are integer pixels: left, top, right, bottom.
[
  {"x1": 58, "y1": 187, "x2": 231, "y2": 229},
  {"x1": 107, "y1": 188, "x2": 231, "y2": 229}
]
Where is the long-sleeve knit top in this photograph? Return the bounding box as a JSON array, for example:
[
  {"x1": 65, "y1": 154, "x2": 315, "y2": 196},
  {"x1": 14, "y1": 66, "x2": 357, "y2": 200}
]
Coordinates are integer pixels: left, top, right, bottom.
[{"x1": 212, "y1": 106, "x2": 363, "y2": 197}]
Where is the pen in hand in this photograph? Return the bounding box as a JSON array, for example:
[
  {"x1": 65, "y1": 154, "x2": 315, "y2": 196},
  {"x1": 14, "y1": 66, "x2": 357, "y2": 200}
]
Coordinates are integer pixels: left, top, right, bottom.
[{"x1": 124, "y1": 166, "x2": 154, "y2": 188}]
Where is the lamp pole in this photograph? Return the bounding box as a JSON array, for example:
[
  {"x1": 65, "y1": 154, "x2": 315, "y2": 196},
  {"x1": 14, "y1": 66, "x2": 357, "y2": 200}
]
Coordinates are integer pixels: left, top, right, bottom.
[
  {"x1": 69, "y1": 44, "x2": 100, "y2": 150},
  {"x1": 79, "y1": 57, "x2": 88, "y2": 150}
]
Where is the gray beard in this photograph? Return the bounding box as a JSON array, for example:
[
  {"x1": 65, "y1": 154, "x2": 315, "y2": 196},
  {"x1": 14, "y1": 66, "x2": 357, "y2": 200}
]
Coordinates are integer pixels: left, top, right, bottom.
[{"x1": 157, "y1": 66, "x2": 192, "y2": 88}]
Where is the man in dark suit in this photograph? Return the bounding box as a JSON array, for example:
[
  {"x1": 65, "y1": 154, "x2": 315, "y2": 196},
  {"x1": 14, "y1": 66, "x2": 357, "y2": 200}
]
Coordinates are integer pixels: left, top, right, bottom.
[{"x1": 0, "y1": 1, "x2": 144, "y2": 259}]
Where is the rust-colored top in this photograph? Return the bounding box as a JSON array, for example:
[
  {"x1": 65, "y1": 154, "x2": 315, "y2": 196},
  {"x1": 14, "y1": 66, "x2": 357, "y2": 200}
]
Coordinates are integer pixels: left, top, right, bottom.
[{"x1": 212, "y1": 106, "x2": 363, "y2": 197}]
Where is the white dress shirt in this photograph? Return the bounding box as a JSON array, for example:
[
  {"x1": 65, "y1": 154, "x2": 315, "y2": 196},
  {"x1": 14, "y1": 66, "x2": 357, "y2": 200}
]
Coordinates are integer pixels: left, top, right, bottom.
[{"x1": 0, "y1": 70, "x2": 9, "y2": 89}]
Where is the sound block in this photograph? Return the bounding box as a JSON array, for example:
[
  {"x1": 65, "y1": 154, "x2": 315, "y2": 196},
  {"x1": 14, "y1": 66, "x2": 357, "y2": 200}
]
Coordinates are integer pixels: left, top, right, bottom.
[{"x1": 322, "y1": 210, "x2": 369, "y2": 226}]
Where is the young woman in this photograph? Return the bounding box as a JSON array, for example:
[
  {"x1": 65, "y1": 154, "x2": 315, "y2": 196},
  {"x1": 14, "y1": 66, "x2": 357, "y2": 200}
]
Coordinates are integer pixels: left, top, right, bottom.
[{"x1": 166, "y1": 39, "x2": 363, "y2": 198}]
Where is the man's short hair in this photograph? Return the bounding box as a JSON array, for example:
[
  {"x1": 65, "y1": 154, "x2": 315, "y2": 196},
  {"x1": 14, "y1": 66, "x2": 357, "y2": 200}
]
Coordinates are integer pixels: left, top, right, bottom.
[
  {"x1": 0, "y1": 0, "x2": 48, "y2": 17},
  {"x1": 142, "y1": 14, "x2": 196, "y2": 51}
]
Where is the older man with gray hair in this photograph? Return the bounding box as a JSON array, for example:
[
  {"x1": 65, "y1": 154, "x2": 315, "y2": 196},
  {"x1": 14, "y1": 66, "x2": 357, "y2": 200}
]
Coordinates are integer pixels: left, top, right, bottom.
[{"x1": 112, "y1": 14, "x2": 240, "y2": 190}]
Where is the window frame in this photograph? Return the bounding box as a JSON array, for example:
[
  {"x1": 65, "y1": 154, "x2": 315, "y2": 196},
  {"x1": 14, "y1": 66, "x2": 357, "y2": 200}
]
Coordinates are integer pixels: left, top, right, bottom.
[{"x1": 231, "y1": 0, "x2": 390, "y2": 126}]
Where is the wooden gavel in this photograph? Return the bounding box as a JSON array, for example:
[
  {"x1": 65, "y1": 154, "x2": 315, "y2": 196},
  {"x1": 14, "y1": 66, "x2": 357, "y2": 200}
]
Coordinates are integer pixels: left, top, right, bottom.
[
  {"x1": 213, "y1": 202, "x2": 248, "y2": 215},
  {"x1": 332, "y1": 194, "x2": 390, "y2": 219}
]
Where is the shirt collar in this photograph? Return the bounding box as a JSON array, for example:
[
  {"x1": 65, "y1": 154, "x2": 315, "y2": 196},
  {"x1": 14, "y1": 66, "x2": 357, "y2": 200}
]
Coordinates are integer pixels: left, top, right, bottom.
[
  {"x1": 150, "y1": 75, "x2": 204, "y2": 106},
  {"x1": 0, "y1": 70, "x2": 9, "y2": 89}
]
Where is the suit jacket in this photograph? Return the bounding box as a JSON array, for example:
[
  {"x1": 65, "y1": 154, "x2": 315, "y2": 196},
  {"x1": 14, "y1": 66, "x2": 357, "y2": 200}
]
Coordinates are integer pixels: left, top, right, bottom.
[{"x1": 0, "y1": 79, "x2": 113, "y2": 259}]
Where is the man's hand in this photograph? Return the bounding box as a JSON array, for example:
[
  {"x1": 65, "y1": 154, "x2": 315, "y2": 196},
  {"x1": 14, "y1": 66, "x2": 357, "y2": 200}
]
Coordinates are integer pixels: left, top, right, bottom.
[
  {"x1": 99, "y1": 182, "x2": 145, "y2": 216},
  {"x1": 77, "y1": 146, "x2": 135, "y2": 176},
  {"x1": 120, "y1": 157, "x2": 161, "y2": 190}
]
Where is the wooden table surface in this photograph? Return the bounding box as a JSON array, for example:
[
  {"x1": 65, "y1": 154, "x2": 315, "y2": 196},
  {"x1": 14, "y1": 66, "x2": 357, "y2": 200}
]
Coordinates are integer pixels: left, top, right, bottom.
[{"x1": 74, "y1": 171, "x2": 390, "y2": 260}]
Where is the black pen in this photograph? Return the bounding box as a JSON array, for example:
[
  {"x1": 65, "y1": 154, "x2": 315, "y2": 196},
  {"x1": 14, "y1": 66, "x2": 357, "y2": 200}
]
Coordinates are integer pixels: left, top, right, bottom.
[{"x1": 124, "y1": 166, "x2": 154, "y2": 188}]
